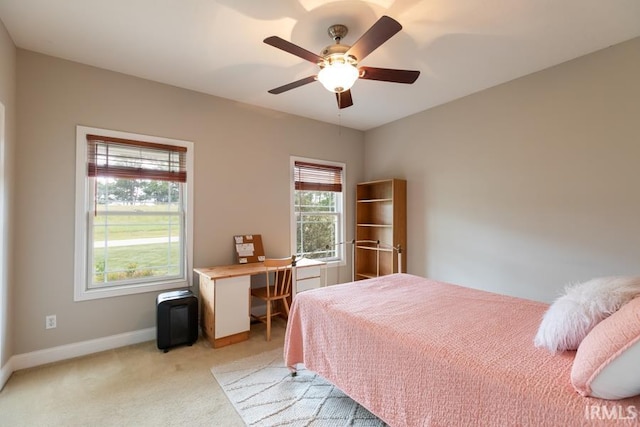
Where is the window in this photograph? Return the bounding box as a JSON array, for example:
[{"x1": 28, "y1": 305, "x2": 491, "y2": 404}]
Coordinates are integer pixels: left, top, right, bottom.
[
  {"x1": 75, "y1": 126, "x2": 194, "y2": 301},
  {"x1": 291, "y1": 157, "x2": 345, "y2": 263}
]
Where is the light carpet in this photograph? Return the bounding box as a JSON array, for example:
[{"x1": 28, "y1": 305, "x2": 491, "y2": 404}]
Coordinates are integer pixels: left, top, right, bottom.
[{"x1": 210, "y1": 348, "x2": 387, "y2": 426}]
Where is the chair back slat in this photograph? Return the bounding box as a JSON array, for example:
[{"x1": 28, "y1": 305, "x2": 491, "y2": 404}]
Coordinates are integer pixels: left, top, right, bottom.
[
  {"x1": 252, "y1": 256, "x2": 295, "y2": 341},
  {"x1": 264, "y1": 257, "x2": 293, "y2": 299}
]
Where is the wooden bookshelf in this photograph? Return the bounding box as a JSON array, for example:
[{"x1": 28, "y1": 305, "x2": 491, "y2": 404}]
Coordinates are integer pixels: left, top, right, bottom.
[{"x1": 354, "y1": 179, "x2": 406, "y2": 280}]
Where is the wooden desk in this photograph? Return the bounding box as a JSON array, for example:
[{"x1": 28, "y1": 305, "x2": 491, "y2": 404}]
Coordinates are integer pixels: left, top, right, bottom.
[{"x1": 194, "y1": 258, "x2": 325, "y2": 348}]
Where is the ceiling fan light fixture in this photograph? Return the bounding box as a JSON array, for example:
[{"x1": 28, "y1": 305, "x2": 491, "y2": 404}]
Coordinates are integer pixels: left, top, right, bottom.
[{"x1": 317, "y1": 56, "x2": 359, "y2": 93}]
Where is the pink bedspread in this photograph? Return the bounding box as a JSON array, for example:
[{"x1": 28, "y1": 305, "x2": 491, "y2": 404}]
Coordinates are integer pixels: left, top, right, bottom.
[{"x1": 284, "y1": 274, "x2": 640, "y2": 426}]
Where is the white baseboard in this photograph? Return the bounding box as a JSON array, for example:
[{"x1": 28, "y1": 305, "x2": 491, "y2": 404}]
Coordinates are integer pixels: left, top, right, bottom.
[{"x1": 1, "y1": 327, "x2": 156, "y2": 390}]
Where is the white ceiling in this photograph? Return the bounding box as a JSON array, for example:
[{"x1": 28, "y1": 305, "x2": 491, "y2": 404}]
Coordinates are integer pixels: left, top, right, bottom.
[{"x1": 1, "y1": 0, "x2": 639, "y2": 131}]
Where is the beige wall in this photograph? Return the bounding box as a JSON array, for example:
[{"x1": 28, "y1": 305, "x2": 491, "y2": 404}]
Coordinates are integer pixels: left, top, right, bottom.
[
  {"x1": 364, "y1": 37, "x2": 640, "y2": 303},
  {"x1": 8, "y1": 34, "x2": 640, "y2": 355},
  {"x1": 14, "y1": 50, "x2": 364, "y2": 354},
  {"x1": 0, "y1": 18, "x2": 16, "y2": 368}
]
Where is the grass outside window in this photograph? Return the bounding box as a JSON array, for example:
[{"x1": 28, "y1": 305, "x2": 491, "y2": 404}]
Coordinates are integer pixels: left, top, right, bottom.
[{"x1": 92, "y1": 204, "x2": 182, "y2": 286}]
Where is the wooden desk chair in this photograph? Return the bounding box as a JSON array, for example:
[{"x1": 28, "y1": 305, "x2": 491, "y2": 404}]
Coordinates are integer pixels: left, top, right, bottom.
[{"x1": 250, "y1": 257, "x2": 294, "y2": 341}]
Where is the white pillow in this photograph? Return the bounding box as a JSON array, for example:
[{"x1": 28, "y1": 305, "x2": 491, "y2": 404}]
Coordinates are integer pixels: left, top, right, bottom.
[
  {"x1": 534, "y1": 276, "x2": 640, "y2": 353},
  {"x1": 571, "y1": 296, "x2": 640, "y2": 399}
]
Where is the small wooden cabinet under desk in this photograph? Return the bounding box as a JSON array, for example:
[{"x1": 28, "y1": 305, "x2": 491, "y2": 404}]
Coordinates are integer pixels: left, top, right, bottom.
[
  {"x1": 194, "y1": 258, "x2": 325, "y2": 348},
  {"x1": 293, "y1": 258, "x2": 325, "y2": 295}
]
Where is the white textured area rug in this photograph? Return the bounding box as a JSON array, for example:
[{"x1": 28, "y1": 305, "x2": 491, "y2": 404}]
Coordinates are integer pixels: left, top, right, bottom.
[{"x1": 210, "y1": 348, "x2": 387, "y2": 426}]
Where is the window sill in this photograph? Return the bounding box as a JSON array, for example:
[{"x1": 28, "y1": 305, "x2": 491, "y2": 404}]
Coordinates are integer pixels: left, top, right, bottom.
[{"x1": 74, "y1": 279, "x2": 190, "y2": 301}]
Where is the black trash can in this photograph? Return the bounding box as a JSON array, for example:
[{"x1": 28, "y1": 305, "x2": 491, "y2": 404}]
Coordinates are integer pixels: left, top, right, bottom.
[{"x1": 156, "y1": 289, "x2": 198, "y2": 352}]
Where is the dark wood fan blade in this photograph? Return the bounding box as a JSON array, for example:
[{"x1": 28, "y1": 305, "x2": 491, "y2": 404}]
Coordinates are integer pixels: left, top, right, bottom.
[
  {"x1": 335, "y1": 90, "x2": 353, "y2": 109},
  {"x1": 264, "y1": 36, "x2": 323, "y2": 64},
  {"x1": 268, "y1": 75, "x2": 317, "y2": 94},
  {"x1": 359, "y1": 66, "x2": 420, "y2": 84},
  {"x1": 346, "y1": 16, "x2": 402, "y2": 61}
]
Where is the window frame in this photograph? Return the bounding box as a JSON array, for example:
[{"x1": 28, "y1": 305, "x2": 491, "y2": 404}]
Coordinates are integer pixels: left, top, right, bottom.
[
  {"x1": 74, "y1": 126, "x2": 194, "y2": 301},
  {"x1": 290, "y1": 156, "x2": 346, "y2": 266}
]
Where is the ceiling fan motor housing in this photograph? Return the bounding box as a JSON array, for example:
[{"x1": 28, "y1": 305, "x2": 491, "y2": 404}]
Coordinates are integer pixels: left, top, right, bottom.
[
  {"x1": 321, "y1": 24, "x2": 356, "y2": 64},
  {"x1": 321, "y1": 43, "x2": 350, "y2": 57}
]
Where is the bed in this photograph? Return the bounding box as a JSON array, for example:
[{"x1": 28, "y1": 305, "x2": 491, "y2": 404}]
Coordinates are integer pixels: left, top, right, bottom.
[{"x1": 284, "y1": 273, "x2": 640, "y2": 426}]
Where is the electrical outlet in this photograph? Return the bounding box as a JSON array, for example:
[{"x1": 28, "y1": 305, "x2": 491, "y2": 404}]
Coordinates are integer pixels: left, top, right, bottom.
[{"x1": 45, "y1": 315, "x2": 56, "y2": 329}]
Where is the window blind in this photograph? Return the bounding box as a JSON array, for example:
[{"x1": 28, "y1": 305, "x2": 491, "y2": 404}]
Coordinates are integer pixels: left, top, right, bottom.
[
  {"x1": 294, "y1": 161, "x2": 343, "y2": 192},
  {"x1": 87, "y1": 134, "x2": 187, "y2": 182}
]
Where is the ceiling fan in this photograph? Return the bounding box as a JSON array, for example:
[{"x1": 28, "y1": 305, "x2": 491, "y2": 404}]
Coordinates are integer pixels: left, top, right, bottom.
[{"x1": 264, "y1": 15, "x2": 420, "y2": 109}]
